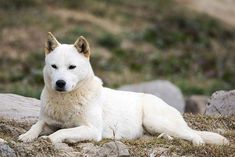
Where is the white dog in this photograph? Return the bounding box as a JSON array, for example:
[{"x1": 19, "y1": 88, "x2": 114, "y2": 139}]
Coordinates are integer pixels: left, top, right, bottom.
[{"x1": 19, "y1": 32, "x2": 229, "y2": 146}]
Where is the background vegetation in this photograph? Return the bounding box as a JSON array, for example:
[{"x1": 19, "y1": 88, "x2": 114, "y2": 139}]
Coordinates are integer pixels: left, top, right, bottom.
[{"x1": 0, "y1": 0, "x2": 234, "y2": 98}]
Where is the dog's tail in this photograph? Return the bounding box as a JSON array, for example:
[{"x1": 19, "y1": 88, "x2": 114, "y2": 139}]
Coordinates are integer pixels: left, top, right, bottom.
[{"x1": 193, "y1": 130, "x2": 229, "y2": 145}]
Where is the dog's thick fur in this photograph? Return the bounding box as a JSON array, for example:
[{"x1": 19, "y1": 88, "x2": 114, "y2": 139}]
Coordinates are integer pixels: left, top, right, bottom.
[{"x1": 19, "y1": 33, "x2": 229, "y2": 146}]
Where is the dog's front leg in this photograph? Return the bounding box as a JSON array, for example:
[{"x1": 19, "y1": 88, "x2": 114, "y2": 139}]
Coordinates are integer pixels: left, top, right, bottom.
[
  {"x1": 18, "y1": 120, "x2": 45, "y2": 142},
  {"x1": 47, "y1": 125, "x2": 101, "y2": 144}
]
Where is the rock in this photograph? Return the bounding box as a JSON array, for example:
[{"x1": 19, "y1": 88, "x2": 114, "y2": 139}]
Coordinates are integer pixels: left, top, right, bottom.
[
  {"x1": 148, "y1": 147, "x2": 170, "y2": 157},
  {"x1": 148, "y1": 147, "x2": 183, "y2": 157},
  {"x1": 79, "y1": 143, "x2": 99, "y2": 156},
  {"x1": 54, "y1": 143, "x2": 74, "y2": 152},
  {"x1": 0, "y1": 94, "x2": 40, "y2": 122},
  {"x1": 0, "y1": 138, "x2": 16, "y2": 157},
  {"x1": 0, "y1": 139, "x2": 6, "y2": 143},
  {"x1": 118, "y1": 80, "x2": 185, "y2": 113},
  {"x1": 78, "y1": 141, "x2": 129, "y2": 157},
  {"x1": 185, "y1": 95, "x2": 208, "y2": 114},
  {"x1": 97, "y1": 141, "x2": 129, "y2": 157},
  {"x1": 54, "y1": 143, "x2": 80, "y2": 157},
  {"x1": 205, "y1": 90, "x2": 235, "y2": 116}
]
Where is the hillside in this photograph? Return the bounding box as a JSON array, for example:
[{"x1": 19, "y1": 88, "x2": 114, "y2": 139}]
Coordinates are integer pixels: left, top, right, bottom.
[
  {"x1": 0, "y1": 0, "x2": 234, "y2": 98},
  {"x1": 177, "y1": 0, "x2": 235, "y2": 26}
]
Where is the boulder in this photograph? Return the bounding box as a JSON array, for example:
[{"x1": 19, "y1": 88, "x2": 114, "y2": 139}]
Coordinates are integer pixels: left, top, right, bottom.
[
  {"x1": 118, "y1": 80, "x2": 185, "y2": 113},
  {"x1": 205, "y1": 90, "x2": 235, "y2": 116},
  {"x1": 185, "y1": 95, "x2": 208, "y2": 114},
  {"x1": 0, "y1": 94, "x2": 40, "y2": 122}
]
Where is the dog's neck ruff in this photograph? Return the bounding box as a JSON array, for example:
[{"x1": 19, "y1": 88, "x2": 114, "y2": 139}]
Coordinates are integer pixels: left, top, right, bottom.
[{"x1": 44, "y1": 76, "x2": 103, "y2": 106}]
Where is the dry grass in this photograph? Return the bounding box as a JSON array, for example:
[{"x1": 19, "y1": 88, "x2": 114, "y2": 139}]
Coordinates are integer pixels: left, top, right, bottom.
[{"x1": 0, "y1": 114, "x2": 234, "y2": 157}]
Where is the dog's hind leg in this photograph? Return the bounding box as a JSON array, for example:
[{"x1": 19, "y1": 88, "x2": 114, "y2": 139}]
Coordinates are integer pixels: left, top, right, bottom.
[
  {"x1": 142, "y1": 94, "x2": 229, "y2": 145},
  {"x1": 143, "y1": 115, "x2": 205, "y2": 145},
  {"x1": 142, "y1": 94, "x2": 205, "y2": 145}
]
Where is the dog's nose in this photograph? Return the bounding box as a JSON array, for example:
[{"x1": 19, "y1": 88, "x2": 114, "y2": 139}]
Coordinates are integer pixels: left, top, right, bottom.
[{"x1": 56, "y1": 80, "x2": 66, "y2": 89}]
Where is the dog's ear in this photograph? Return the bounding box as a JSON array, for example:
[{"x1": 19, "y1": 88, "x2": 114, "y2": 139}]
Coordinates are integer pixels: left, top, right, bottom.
[
  {"x1": 74, "y1": 36, "x2": 90, "y2": 58},
  {"x1": 45, "y1": 32, "x2": 60, "y2": 55}
]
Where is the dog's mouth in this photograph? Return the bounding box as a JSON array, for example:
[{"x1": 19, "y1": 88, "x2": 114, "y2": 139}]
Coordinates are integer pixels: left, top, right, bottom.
[{"x1": 55, "y1": 87, "x2": 66, "y2": 92}]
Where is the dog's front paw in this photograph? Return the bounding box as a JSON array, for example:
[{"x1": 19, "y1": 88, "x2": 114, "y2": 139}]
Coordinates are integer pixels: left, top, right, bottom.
[
  {"x1": 18, "y1": 131, "x2": 38, "y2": 142},
  {"x1": 47, "y1": 134, "x2": 63, "y2": 144}
]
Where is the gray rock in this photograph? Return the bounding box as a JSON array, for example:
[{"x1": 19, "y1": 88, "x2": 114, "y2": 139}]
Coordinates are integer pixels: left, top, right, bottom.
[
  {"x1": 79, "y1": 143, "x2": 99, "y2": 156},
  {"x1": 97, "y1": 141, "x2": 129, "y2": 157},
  {"x1": 118, "y1": 80, "x2": 185, "y2": 113},
  {"x1": 148, "y1": 147, "x2": 170, "y2": 157},
  {"x1": 185, "y1": 95, "x2": 208, "y2": 114},
  {"x1": 148, "y1": 146, "x2": 185, "y2": 157},
  {"x1": 0, "y1": 94, "x2": 40, "y2": 122},
  {"x1": 78, "y1": 141, "x2": 129, "y2": 157},
  {"x1": 54, "y1": 143, "x2": 74, "y2": 152},
  {"x1": 0, "y1": 138, "x2": 16, "y2": 157},
  {"x1": 54, "y1": 143, "x2": 80, "y2": 157},
  {"x1": 0, "y1": 139, "x2": 6, "y2": 143},
  {"x1": 205, "y1": 90, "x2": 235, "y2": 116}
]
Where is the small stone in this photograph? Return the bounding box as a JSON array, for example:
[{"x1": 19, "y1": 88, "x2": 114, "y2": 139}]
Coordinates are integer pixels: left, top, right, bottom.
[
  {"x1": 0, "y1": 138, "x2": 6, "y2": 143},
  {"x1": 54, "y1": 142, "x2": 74, "y2": 152},
  {"x1": 148, "y1": 147, "x2": 169, "y2": 157},
  {"x1": 79, "y1": 143, "x2": 99, "y2": 156},
  {"x1": 0, "y1": 139, "x2": 16, "y2": 157},
  {"x1": 78, "y1": 141, "x2": 129, "y2": 157},
  {"x1": 97, "y1": 141, "x2": 129, "y2": 157}
]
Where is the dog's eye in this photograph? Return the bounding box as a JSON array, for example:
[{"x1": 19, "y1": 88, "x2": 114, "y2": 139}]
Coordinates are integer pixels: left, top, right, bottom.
[
  {"x1": 68, "y1": 65, "x2": 76, "y2": 70},
  {"x1": 51, "y1": 64, "x2": 57, "y2": 69}
]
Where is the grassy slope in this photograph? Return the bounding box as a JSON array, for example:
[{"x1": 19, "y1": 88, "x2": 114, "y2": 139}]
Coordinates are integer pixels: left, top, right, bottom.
[{"x1": 0, "y1": 0, "x2": 234, "y2": 98}]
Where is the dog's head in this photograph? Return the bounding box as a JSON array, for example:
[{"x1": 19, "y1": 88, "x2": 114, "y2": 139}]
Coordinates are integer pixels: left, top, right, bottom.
[{"x1": 43, "y1": 32, "x2": 94, "y2": 93}]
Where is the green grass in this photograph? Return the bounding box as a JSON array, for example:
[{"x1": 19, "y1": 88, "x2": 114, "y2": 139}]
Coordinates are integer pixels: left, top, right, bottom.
[
  {"x1": 97, "y1": 33, "x2": 121, "y2": 49},
  {"x1": 172, "y1": 78, "x2": 231, "y2": 95},
  {"x1": 138, "y1": 13, "x2": 234, "y2": 49}
]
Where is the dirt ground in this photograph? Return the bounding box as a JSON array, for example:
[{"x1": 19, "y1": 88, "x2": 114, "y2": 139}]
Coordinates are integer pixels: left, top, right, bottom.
[{"x1": 0, "y1": 114, "x2": 234, "y2": 157}]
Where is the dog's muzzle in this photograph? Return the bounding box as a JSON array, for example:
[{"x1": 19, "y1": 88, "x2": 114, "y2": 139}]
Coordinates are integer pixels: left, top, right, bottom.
[{"x1": 55, "y1": 80, "x2": 66, "y2": 92}]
